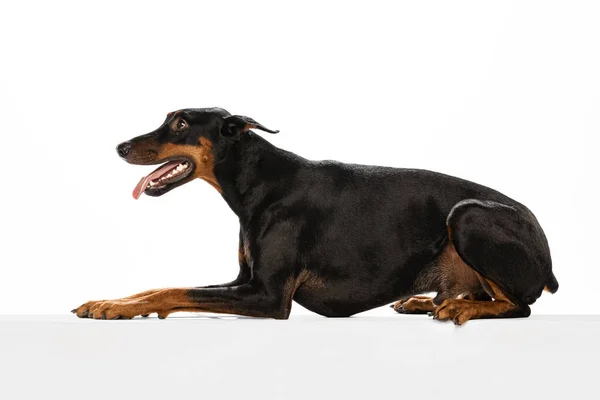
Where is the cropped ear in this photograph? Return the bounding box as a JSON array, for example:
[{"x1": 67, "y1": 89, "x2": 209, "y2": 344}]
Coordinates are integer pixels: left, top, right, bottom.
[{"x1": 221, "y1": 115, "x2": 279, "y2": 137}]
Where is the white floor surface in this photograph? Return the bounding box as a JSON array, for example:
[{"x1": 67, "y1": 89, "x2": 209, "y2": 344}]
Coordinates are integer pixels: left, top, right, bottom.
[{"x1": 0, "y1": 314, "x2": 597, "y2": 399}]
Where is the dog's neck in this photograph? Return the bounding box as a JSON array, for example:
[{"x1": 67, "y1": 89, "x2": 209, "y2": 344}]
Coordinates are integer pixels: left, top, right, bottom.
[{"x1": 213, "y1": 132, "x2": 305, "y2": 220}]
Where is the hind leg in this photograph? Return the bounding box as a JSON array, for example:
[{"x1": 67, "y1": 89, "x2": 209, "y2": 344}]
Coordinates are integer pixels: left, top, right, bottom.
[
  {"x1": 393, "y1": 237, "x2": 496, "y2": 316},
  {"x1": 433, "y1": 278, "x2": 530, "y2": 325},
  {"x1": 392, "y1": 296, "x2": 435, "y2": 314},
  {"x1": 463, "y1": 291, "x2": 492, "y2": 301},
  {"x1": 447, "y1": 199, "x2": 555, "y2": 306}
]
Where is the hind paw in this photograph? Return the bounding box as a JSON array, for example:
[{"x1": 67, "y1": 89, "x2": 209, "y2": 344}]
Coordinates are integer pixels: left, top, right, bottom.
[
  {"x1": 432, "y1": 299, "x2": 476, "y2": 325},
  {"x1": 392, "y1": 296, "x2": 435, "y2": 314}
]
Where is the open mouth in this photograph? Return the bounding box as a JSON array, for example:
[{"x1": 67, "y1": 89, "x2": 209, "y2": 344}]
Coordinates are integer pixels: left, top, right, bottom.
[{"x1": 132, "y1": 159, "x2": 195, "y2": 199}]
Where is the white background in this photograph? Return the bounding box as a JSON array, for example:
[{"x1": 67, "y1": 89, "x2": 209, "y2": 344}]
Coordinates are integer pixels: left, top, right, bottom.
[{"x1": 0, "y1": 0, "x2": 598, "y2": 316}]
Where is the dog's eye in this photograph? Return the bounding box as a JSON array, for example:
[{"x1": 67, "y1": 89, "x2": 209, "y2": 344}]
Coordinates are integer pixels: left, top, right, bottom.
[{"x1": 177, "y1": 119, "x2": 188, "y2": 131}]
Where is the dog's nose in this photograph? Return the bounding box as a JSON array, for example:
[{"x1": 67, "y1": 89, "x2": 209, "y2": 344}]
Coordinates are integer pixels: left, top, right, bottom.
[{"x1": 117, "y1": 141, "x2": 133, "y2": 158}]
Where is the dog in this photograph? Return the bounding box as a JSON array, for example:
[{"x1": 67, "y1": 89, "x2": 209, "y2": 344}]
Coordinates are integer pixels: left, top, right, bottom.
[{"x1": 72, "y1": 107, "x2": 558, "y2": 325}]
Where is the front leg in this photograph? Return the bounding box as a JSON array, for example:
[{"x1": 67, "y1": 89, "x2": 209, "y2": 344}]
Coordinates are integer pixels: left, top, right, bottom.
[{"x1": 72, "y1": 281, "x2": 291, "y2": 320}]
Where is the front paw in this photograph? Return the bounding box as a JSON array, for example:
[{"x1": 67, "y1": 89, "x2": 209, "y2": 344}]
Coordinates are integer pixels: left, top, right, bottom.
[
  {"x1": 72, "y1": 300, "x2": 105, "y2": 319},
  {"x1": 72, "y1": 300, "x2": 141, "y2": 320}
]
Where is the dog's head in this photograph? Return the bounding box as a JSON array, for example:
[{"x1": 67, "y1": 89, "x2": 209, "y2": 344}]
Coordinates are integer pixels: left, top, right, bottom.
[{"x1": 116, "y1": 107, "x2": 278, "y2": 199}]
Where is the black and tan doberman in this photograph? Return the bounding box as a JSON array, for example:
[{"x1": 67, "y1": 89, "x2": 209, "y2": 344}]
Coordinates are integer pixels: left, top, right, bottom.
[{"x1": 72, "y1": 107, "x2": 558, "y2": 325}]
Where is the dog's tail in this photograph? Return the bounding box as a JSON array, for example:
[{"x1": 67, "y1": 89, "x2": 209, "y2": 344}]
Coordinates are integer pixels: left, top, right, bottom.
[{"x1": 544, "y1": 271, "x2": 559, "y2": 294}]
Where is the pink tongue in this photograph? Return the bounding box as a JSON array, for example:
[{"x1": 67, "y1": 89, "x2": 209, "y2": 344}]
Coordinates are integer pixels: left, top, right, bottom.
[{"x1": 132, "y1": 160, "x2": 182, "y2": 200}]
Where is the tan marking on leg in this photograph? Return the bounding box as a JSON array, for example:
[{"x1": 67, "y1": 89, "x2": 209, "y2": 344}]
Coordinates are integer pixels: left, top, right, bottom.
[
  {"x1": 238, "y1": 248, "x2": 245, "y2": 265},
  {"x1": 393, "y1": 296, "x2": 435, "y2": 313},
  {"x1": 74, "y1": 289, "x2": 164, "y2": 316},
  {"x1": 463, "y1": 291, "x2": 492, "y2": 301},
  {"x1": 238, "y1": 241, "x2": 251, "y2": 266},
  {"x1": 473, "y1": 271, "x2": 495, "y2": 298},
  {"x1": 414, "y1": 240, "x2": 485, "y2": 302},
  {"x1": 119, "y1": 289, "x2": 163, "y2": 300},
  {"x1": 77, "y1": 288, "x2": 285, "y2": 320},
  {"x1": 77, "y1": 288, "x2": 197, "y2": 319},
  {"x1": 433, "y1": 279, "x2": 520, "y2": 325}
]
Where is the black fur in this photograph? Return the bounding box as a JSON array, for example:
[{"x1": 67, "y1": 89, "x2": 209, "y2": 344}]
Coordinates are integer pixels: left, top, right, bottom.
[{"x1": 114, "y1": 107, "x2": 558, "y2": 319}]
